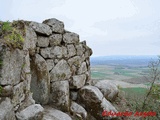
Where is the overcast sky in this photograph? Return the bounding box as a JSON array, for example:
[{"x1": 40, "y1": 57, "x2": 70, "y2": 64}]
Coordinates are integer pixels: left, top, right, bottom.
[{"x1": 1, "y1": 0, "x2": 160, "y2": 56}]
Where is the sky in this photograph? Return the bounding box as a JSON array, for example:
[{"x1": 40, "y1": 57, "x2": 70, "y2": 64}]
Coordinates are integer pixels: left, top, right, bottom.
[{"x1": 1, "y1": 0, "x2": 160, "y2": 56}]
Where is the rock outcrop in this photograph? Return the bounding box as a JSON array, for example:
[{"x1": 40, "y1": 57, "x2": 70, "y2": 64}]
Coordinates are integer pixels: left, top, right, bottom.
[{"x1": 0, "y1": 18, "x2": 118, "y2": 120}]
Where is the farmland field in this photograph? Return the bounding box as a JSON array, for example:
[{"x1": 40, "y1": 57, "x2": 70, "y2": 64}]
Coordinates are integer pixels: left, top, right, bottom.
[
  {"x1": 90, "y1": 55, "x2": 159, "y2": 87},
  {"x1": 91, "y1": 65, "x2": 150, "y2": 84}
]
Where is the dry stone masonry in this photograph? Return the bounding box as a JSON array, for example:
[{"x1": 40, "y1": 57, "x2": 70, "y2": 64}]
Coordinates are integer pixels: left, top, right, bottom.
[{"x1": 0, "y1": 18, "x2": 118, "y2": 120}]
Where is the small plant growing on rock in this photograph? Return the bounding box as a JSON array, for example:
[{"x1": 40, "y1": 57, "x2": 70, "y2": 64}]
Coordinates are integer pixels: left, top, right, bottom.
[
  {"x1": 1, "y1": 21, "x2": 24, "y2": 49},
  {"x1": 4, "y1": 29, "x2": 24, "y2": 48},
  {"x1": 2, "y1": 21, "x2": 12, "y2": 33}
]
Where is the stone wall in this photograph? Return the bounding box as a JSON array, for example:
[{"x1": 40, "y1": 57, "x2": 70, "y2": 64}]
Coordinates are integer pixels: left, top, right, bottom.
[{"x1": 0, "y1": 18, "x2": 118, "y2": 120}]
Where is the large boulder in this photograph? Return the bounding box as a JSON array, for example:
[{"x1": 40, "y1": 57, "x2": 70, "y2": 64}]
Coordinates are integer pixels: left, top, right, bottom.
[
  {"x1": 0, "y1": 98, "x2": 16, "y2": 120},
  {"x1": 49, "y1": 34, "x2": 62, "y2": 46},
  {"x1": 70, "y1": 74, "x2": 86, "y2": 89},
  {"x1": 67, "y1": 44, "x2": 76, "y2": 57},
  {"x1": 43, "y1": 106, "x2": 72, "y2": 120},
  {"x1": 23, "y1": 25, "x2": 37, "y2": 55},
  {"x1": 30, "y1": 22, "x2": 52, "y2": 36},
  {"x1": 0, "y1": 48, "x2": 24, "y2": 85},
  {"x1": 50, "y1": 80, "x2": 70, "y2": 112},
  {"x1": 95, "y1": 80, "x2": 119, "y2": 101},
  {"x1": 50, "y1": 46, "x2": 63, "y2": 59},
  {"x1": 40, "y1": 47, "x2": 51, "y2": 58},
  {"x1": 37, "y1": 36, "x2": 49, "y2": 47},
  {"x1": 50, "y1": 59, "x2": 71, "y2": 82},
  {"x1": 77, "y1": 62, "x2": 87, "y2": 74},
  {"x1": 78, "y1": 86, "x2": 117, "y2": 120},
  {"x1": 63, "y1": 32, "x2": 79, "y2": 44},
  {"x1": 75, "y1": 44, "x2": 85, "y2": 56},
  {"x1": 43, "y1": 18, "x2": 64, "y2": 34},
  {"x1": 30, "y1": 54, "x2": 50, "y2": 105},
  {"x1": 68, "y1": 56, "x2": 82, "y2": 67},
  {"x1": 16, "y1": 104, "x2": 44, "y2": 120}
]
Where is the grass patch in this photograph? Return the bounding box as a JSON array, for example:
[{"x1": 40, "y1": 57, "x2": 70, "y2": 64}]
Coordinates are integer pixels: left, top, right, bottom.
[
  {"x1": 121, "y1": 87, "x2": 148, "y2": 95},
  {"x1": 91, "y1": 71, "x2": 110, "y2": 79}
]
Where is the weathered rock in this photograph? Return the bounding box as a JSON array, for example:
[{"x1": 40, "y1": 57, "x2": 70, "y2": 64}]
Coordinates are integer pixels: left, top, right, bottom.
[
  {"x1": 40, "y1": 47, "x2": 51, "y2": 58},
  {"x1": 101, "y1": 98, "x2": 118, "y2": 114},
  {"x1": 75, "y1": 44, "x2": 84, "y2": 56},
  {"x1": 43, "y1": 18, "x2": 64, "y2": 34},
  {"x1": 78, "y1": 85, "x2": 117, "y2": 120},
  {"x1": 62, "y1": 46, "x2": 68, "y2": 58},
  {"x1": 49, "y1": 34, "x2": 62, "y2": 46},
  {"x1": 30, "y1": 54, "x2": 50, "y2": 105},
  {"x1": 95, "y1": 80, "x2": 119, "y2": 101},
  {"x1": 16, "y1": 104, "x2": 44, "y2": 120},
  {"x1": 63, "y1": 32, "x2": 79, "y2": 44},
  {"x1": 0, "y1": 98, "x2": 16, "y2": 120},
  {"x1": 50, "y1": 81, "x2": 70, "y2": 112},
  {"x1": 46, "y1": 59, "x2": 54, "y2": 71},
  {"x1": 43, "y1": 106, "x2": 72, "y2": 120},
  {"x1": 86, "y1": 59, "x2": 90, "y2": 67},
  {"x1": 67, "y1": 44, "x2": 76, "y2": 57},
  {"x1": 84, "y1": 46, "x2": 92, "y2": 58},
  {"x1": 0, "y1": 85, "x2": 13, "y2": 97},
  {"x1": 37, "y1": 36, "x2": 49, "y2": 47},
  {"x1": 50, "y1": 59, "x2": 71, "y2": 81},
  {"x1": 17, "y1": 93, "x2": 35, "y2": 112},
  {"x1": 12, "y1": 82, "x2": 25, "y2": 107},
  {"x1": 70, "y1": 74, "x2": 86, "y2": 89},
  {"x1": 70, "y1": 91, "x2": 78, "y2": 101},
  {"x1": 71, "y1": 65, "x2": 77, "y2": 75},
  {"x1": 50, "y1": 46, "x2": 63, "y2": 58},
  {"x1": 68, "y1": 56, "x2": 81, "y2": 67},
  {"x1": 70, "y1": 101, "x2": 87, "y2": 120},
  {"x1": 0, "y1": 49, "x2": 24, "y2": 85},
  {"x1": 81, "y1": 41, "x2": 86, "y2": 45},
  {"x1": 77, "y1": 62, "x2": 87, "y2": 74},
  {"x1": 22, "y1": 51, "x2": 31, "y2": 91},
  {"x1": 30, "y1": 22, "x2": 52, "y2": 36},
  {"x1": 85, "y1": 70, "x2": 91, "y2": 85},
  {"x1": 23, "y1": 25, "x2": 37, "y2": 55}
]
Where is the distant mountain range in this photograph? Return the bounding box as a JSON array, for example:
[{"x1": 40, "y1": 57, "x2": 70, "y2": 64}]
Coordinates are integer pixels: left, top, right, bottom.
[{"x1": 90, "y1": 55, "x2": 158, "y2": 66}]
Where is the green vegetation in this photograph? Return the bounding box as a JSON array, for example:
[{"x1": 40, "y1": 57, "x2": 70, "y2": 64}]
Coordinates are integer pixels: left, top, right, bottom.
[
  {"x1": 151, "y1": 84, "x2": 160, "y2": 100},
  {"x1": 1, "y1": 21, "x2": 24, "y2": 49},
  {"x1": 91, "y1": 65, "x2": 150, "y2": 80},
  {"x1": 117, "y1": 59, "x2": 160, "y2": 119},
  {"x1": 91, "y1": 71, "x2": 110, "y2": 80},
  {"x1": 121, "y1": 87, "x2": 148, "y2": 95},
  {"x1": 2, "y1": 21, "x2": 12, "y2": 33}
]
